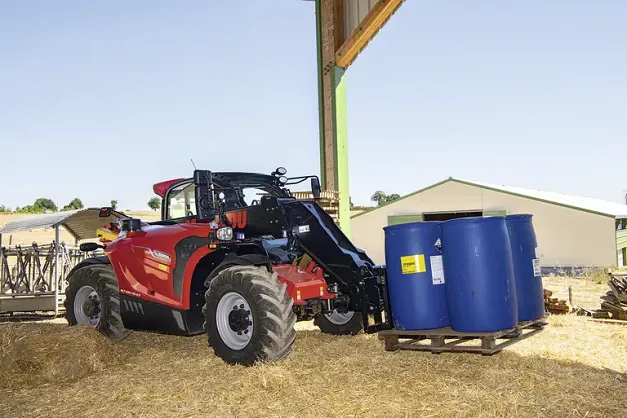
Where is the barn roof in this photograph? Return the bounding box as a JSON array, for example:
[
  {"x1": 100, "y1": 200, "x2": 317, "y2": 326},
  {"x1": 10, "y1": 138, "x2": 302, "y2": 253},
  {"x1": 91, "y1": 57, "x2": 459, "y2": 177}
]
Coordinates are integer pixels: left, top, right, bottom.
[
  {"x1": 0, "y1": 208, "x2": 127, "y2": 241},
  {"x1": 352, "y1": 177, "x2": 627, "y2": 219}
]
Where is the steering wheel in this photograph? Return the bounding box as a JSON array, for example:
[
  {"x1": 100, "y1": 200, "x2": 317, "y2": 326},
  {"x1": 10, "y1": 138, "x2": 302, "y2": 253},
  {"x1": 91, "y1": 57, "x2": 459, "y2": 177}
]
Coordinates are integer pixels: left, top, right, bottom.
[{"x1": 251, "y1": 199, "x2": 259, "y2": 206}]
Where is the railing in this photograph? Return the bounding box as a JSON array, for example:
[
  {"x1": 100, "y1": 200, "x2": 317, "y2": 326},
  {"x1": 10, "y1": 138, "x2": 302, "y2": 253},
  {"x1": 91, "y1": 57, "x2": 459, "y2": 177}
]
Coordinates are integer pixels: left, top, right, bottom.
[{"x1": 0, "y1": 242, "x2": 102, "y2": 314}]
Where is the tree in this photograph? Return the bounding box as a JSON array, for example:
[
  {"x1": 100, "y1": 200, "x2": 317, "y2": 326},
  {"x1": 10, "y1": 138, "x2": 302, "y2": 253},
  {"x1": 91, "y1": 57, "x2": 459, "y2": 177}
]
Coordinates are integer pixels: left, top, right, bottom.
[
  {"x1": 62, "y1": 198, "x2": 84, "y2": 211},
  {"x1": 20, "y1": 198, "x2": 58, "y2": 213},
  {"x1": 349, "y1": 197, "x2": 374, "y2": 211},
  {"x1": 0, "y1": 205, "x2": 10, "y2": 213},
  {"x1": 371, "y1": 191, "x2": 388, "y2": 206},
  {"x1": 110, "y1": 199, "x2": 118, "y2": 210},
  {"x1": 370, "y1": 191, "x2": 401, "y2": 206},
  {"x1": 147, "y1": 197, "x2": 161, "y2": 211}
]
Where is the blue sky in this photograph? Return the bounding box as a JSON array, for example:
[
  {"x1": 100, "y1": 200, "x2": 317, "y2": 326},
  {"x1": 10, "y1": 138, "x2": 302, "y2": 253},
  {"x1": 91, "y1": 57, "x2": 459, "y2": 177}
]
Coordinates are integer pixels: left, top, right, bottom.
[{"x1": 1, "y1": 1, "x2": 626, "y2": 210}]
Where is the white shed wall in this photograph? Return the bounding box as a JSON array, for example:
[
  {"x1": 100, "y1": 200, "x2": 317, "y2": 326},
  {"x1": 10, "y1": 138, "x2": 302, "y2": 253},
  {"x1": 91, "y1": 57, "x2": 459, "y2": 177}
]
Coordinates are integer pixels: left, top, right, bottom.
[{"x1": 351, "y1": 181, "x2": 617, "y2": 268}]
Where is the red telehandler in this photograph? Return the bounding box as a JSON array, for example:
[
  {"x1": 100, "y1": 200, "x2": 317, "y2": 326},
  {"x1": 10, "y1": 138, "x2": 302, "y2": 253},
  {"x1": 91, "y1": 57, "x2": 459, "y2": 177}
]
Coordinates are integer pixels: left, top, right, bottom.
[{"x1": 64, "y1": 168, "x2": 391, "y2": 365}]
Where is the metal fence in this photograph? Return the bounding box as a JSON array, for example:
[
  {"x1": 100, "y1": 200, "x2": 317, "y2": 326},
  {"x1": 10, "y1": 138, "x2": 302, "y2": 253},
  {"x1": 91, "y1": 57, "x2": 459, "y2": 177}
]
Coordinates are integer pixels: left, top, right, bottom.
[{"x1": 0, "y1": 242, "x2": 100, "y2": 314}]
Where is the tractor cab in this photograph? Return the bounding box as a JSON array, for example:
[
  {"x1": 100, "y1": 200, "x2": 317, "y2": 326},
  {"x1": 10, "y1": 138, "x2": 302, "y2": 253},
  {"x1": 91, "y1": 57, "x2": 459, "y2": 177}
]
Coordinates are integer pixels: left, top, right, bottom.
[{"x1": 153, "y1": 168, "x2": 322, "y2": 224}]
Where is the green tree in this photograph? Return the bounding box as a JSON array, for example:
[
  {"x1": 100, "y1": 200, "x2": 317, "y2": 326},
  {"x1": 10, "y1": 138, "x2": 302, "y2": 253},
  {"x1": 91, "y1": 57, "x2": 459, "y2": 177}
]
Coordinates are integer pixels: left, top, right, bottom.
[
  {"x1": 20, "y1": 198, "x2": 58, "y2": 213},
  {"x1": 370, "y1": 191, "x2": 387, "y2": 206},
  {"x1": 110, "y1": 199, "x2": 118, "y2": 210},
  {"x1": 62, "y1": 198, "x2": 84, "y2": 211},
  {"x1": 0, "y1": 205, "x2": 10, "y2": 213},
  {"x1": 370, "y1": 191, "x2": 401, "y2": 206},
  {"x1": 386, "y1": 193, "x2": 401, "y2": 203},
  {"x1": 147, "y1": 197, "x2": 161, "y2": 211}
]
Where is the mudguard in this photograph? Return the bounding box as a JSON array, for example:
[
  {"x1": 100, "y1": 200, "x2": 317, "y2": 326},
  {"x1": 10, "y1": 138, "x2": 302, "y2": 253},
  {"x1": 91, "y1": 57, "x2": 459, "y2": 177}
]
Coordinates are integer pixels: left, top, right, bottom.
[{"x1": 66, "y1": 255, "x2": 111, "y2": 279}]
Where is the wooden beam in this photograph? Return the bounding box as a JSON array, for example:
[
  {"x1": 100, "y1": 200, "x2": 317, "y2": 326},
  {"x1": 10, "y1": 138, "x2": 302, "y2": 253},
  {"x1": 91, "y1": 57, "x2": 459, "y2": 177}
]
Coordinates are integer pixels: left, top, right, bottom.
[
  {"x1": 335, "y1": 0, "x2": 404, "y2": 68},
  {"x1": 318, "y1": 0, "x2": 343, "y2": 191},
  {"x1": 333, "y1": 0, "x2": 344, "y2": 52}
]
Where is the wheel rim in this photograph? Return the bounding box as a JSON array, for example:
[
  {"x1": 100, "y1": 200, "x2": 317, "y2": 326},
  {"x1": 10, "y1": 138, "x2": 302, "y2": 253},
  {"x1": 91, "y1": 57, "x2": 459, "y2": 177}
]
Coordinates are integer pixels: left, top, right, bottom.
[
  {"x1": 73, "y1": 285, "x2": 101, "y2": 328},
  {"x1": 216, "y1": 292, "x2": 253, "y2": 350},
  {"x1": 325, "y1": 310, "x2": 354, "y2": 325}
]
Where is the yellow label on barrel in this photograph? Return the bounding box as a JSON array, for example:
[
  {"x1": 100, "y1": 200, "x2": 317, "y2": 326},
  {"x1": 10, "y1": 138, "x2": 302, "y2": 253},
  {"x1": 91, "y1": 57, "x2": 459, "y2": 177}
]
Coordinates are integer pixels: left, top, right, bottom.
[{"x1": 400, "y1": 254, "x2": 426, "y2": 274}]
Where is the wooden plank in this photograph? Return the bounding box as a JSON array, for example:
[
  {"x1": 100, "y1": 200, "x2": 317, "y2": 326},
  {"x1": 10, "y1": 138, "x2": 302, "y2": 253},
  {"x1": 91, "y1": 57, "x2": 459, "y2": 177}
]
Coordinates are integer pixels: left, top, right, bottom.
[
  {"x1": 589, "y1": 318, "x2": 627, "y2": 325},
  {"x1": 333, "y1": 0, "x2": 344, "y2": 52},
  {"x1": 380, "y1": 326, "x2": 544, "y2": 355},
  {"x1": 335, "y1": 0, "x2": 405, "y2": 68},
  {"x1": 378, "y1": 318, "x2": 546, "y2": 355}
]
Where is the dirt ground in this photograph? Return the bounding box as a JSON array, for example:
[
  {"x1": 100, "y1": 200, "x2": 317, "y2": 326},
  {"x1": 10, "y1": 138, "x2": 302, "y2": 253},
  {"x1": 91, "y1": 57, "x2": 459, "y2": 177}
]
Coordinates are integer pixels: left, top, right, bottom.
[{"x1": 0, "y1": 276, "x2": 625, "y2": 418}]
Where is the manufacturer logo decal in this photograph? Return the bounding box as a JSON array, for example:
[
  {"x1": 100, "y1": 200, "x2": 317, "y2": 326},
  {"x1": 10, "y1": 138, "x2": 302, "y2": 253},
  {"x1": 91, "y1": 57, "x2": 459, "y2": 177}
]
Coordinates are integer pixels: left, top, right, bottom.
[{"x1": 216, "y1": 210, "x2": 247, "y2": 228}]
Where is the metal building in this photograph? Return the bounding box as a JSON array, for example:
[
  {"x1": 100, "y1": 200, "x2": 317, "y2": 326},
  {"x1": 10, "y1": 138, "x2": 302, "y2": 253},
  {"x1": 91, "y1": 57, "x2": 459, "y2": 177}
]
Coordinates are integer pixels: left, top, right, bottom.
[{"x1": 351, "y1": 178, "x2": 627, "y2": 272}]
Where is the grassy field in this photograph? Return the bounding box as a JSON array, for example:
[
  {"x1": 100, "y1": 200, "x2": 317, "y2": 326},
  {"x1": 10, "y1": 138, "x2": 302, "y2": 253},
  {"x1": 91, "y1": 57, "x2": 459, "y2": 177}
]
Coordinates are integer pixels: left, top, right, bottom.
[{"x1": 0, "y1": 276, "x2": 625, "y2": 418}]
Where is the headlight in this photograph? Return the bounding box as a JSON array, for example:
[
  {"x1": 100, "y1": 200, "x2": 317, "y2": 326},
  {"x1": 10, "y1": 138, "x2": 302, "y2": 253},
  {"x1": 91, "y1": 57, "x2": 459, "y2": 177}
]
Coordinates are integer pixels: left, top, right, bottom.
[{"x1": 216, "y1": 226, "x2": 233, "y2": 241}]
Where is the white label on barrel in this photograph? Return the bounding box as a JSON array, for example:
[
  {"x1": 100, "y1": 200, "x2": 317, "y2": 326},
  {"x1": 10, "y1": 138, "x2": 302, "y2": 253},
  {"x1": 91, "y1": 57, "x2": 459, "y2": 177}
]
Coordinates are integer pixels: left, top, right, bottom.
[
  {"x1": 430, "y1": 255, "x2": 445, "y2": 285},
  {"x1": 532, "y1": 258, "x2": 541, "y2": 277}
]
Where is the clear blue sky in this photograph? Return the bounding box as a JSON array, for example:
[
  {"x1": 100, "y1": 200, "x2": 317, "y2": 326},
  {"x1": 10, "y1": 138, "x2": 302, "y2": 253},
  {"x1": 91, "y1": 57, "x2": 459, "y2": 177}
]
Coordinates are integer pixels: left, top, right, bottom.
[{"x1": 1, "y1": 0, "x2": 626, "y2": 210}]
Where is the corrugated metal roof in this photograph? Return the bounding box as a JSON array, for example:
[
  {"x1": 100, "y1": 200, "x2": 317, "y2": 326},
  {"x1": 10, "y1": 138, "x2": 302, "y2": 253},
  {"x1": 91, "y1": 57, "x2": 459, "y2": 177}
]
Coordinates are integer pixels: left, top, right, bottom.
[
  {"x1": 0, "y1": 208, "x2": 127, "y2": 241},
  {"x1": 456, "y1": 178, "x2": 627, "y2": 218},
  {"x1": 352, "y1": 177, "x2": 627, "y2": 219},
  {"x1": 343, "y1": 0, "x2": 378, "y2": 40}
]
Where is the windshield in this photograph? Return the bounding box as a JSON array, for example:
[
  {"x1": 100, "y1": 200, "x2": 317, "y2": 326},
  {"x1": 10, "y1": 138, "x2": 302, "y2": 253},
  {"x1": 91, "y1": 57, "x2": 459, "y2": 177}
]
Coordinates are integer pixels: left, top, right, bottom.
[
  {"x1": 166, "y1": 182, "x2": 197, "y2": 219},
  {"x1": 164, "y1": 173, "x2": 291, "y2": 219}
]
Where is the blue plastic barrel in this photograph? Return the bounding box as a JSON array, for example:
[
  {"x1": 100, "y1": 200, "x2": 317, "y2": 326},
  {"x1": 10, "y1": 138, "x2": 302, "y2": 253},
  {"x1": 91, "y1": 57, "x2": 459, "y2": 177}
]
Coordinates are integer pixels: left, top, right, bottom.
[
  {"x1": 440, "y1": 216, "x2": 518, "y2": 332},
  {"x1": 384, "y1": 221, "x2": 449, "y2": 330},
  {"x1": 506, "y1": 214, "x2": 545, "y2": 321}
]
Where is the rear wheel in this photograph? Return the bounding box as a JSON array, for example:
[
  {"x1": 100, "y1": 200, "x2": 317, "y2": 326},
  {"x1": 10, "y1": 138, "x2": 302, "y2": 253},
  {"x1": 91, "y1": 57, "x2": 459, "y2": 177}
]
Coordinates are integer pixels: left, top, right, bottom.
[
  {"x1": 203, "y1": 265, "x2": 296, "y2": 365},
  {"x1": 314, "y1": 309, "x2": 363, "y2": 336},
  {"x1": 64, "y1": 264, "x2": 131, "y2": 342}
]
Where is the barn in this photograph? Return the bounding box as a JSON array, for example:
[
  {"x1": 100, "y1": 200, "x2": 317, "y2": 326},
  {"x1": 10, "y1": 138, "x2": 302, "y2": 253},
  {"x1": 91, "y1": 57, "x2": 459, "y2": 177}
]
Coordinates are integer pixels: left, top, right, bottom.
[{"x1": 351, "y1": 178, "x2": 627, "y2": 273}]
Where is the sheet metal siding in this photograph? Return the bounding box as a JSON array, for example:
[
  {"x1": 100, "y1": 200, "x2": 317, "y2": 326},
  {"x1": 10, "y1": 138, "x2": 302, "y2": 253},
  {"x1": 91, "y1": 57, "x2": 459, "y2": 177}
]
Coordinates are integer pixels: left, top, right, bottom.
[
  {"x1": 0, "y1": 211, "x2": 79, "y2": 235},
  {"x1": 0, "y1": 208, "x2": 125, "y2": 241},
  {"x1": 343, "y1": 0, "x2": 377, "y2": 40},
  {"x1": 617, "y1": 229, "x2": 627, "y2": 251},
  {"x1": 352, "y1": 181, "x2": 617, "y2": 267}
]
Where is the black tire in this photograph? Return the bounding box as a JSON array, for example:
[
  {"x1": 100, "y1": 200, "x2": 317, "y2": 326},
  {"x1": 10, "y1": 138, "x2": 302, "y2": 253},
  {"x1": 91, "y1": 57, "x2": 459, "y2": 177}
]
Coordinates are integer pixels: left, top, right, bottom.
[
  {"x1": 64, "y1": 264, "x2": 131, "y2": 342},
  {"x1": 314, "y1": 310, "x2": 363, "y2": 336},
  {"x1": 203, "y1": 265, "x2": 297, "y2": 365}
]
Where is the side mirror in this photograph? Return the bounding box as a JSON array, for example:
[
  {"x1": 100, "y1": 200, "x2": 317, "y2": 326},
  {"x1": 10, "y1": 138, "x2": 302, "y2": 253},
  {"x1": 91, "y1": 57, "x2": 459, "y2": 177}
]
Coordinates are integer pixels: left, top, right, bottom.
[
  {"x1": 311, "y1": 177, "x2": 322, "y2": 199},
  {"x1": 79, "y1": 242, "x2": 104, "y2": 252},
  {"x1": 98, "y1": 207, "x2": 113, "y2": 218}
]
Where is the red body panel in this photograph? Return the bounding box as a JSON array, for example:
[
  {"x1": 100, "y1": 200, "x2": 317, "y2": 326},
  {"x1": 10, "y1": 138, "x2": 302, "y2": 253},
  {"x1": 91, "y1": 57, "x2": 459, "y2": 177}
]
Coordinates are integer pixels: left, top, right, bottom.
[
  {"x1": 153, "y1": 178, "x2": 185, "y2": 197},
  {"x1": 273, "y1": 263, "x2": 335, "y2": 305},
  {"x1": 106, "y1": 223, "x2": 213, "y2": 310},
  {"x1": 106, "y1": 222, "x2": 332, "y2": 311}
]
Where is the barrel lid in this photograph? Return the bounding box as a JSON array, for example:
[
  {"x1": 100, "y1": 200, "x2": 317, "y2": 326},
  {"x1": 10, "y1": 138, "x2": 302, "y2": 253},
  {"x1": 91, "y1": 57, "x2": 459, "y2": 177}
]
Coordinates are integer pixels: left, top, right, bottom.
[
  {"x1": 383, "y1": 220, "x2": 441, "y2": 232},
  {"x1": 441, "y1": 215, "x2": 505, "y2": 228}
]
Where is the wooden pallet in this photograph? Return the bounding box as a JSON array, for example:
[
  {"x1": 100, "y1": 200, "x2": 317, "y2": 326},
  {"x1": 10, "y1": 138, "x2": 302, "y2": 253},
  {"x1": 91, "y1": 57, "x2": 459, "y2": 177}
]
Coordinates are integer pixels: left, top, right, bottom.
[{"x1": 378, "y1": 318, "x2": 547, "y2": 356}]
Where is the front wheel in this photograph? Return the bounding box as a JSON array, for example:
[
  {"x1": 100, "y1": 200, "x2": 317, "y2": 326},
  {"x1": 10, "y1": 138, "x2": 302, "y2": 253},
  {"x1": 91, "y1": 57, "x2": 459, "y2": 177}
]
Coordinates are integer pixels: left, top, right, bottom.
[
  {"x1": 314, "y1": 309, "x2": 363, "y2": 336},
  {"x1": 203, "y1": 265, "x2": 297, "y2": 365},
  {"x1": 64, "y1": 264, "x2": 131, "y2": 342}
]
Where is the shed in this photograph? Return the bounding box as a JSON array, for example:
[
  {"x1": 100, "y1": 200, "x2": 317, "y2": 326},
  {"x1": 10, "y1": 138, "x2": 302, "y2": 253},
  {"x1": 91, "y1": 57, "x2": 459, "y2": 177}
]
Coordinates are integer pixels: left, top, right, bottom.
[
  {"x1": 0, "y1": 208, "x2": 126, "y2": 314},
  {"x1": 351, "y1": 178, "x2": 627, "y2": 273}
]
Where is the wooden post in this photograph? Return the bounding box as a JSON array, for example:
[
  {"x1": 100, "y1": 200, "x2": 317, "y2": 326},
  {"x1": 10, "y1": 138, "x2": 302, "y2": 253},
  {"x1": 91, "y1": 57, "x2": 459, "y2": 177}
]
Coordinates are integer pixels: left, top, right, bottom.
[{"x1": 568, "y1": 285, "x2": 573, "y2": 307}]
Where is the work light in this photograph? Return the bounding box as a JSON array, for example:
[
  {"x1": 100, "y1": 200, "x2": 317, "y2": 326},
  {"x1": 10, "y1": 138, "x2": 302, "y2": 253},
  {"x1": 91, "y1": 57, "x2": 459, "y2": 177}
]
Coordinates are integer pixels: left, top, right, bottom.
[{"x1": 216, "y1": 226, "x2": 233, "y2": 241}]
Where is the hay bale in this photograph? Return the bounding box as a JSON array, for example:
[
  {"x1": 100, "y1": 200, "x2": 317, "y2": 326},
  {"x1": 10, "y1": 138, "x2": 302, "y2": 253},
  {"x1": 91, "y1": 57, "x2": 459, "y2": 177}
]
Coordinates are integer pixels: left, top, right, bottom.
[{"x1": 0, "y1": 323, "x2": 120, "y2": 389}]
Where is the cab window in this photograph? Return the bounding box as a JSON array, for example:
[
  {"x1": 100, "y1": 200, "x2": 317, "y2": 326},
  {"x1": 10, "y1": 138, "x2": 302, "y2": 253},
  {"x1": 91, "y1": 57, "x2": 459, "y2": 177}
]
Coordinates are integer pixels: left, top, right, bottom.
[
  {"x1": 166, "y1": 182, "x2": 196, "y2": 219},
  {"x1": 241, "y1": 187, "x2": 268, "y2": 206}
]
